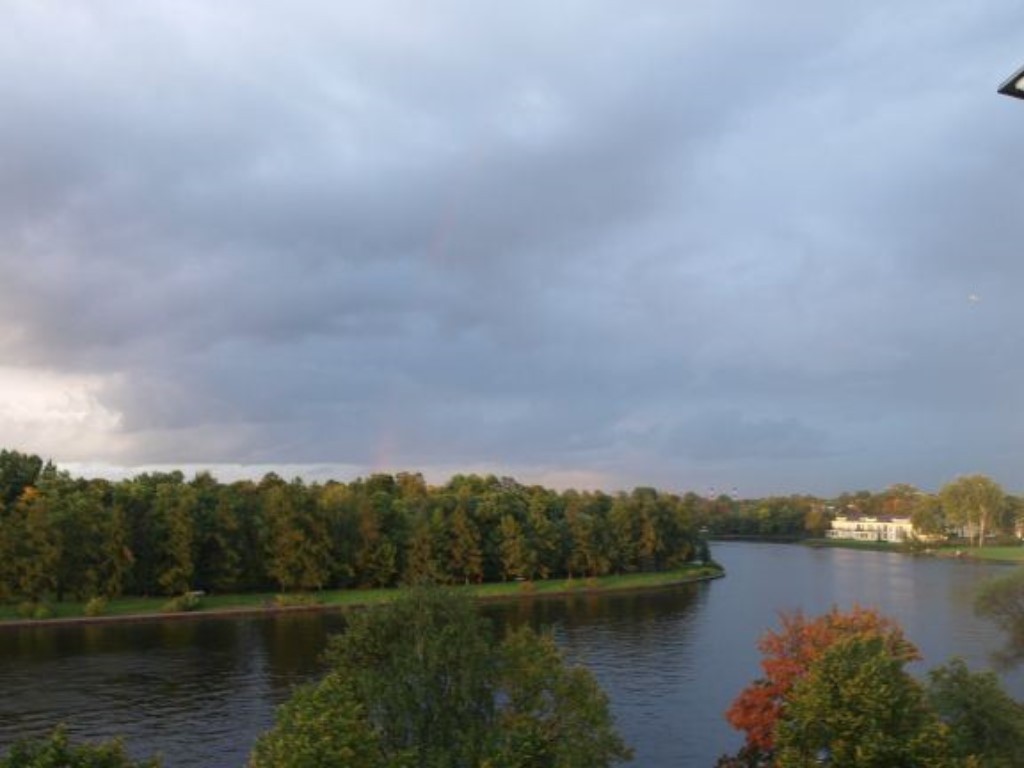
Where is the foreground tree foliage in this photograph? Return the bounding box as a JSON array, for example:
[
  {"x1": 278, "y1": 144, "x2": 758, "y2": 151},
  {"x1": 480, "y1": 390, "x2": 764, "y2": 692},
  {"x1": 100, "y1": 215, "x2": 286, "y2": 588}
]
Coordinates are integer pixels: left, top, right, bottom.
[
  {"x1": 975, "y1": 566, "x2": 1024, "y2": 668},
  {"x1": 926, "y1": 658, "x2": 1024, "y2": 767},
  {"x1": 722, "y1": 607, "x2": 1024, "y2": 768},
  {"x1": 247, "y1": 677, "x2": 394, "y2": 767},
  {"x1": 0, "y1": 726, "x2": 159, "y2": 768},
  {"x1": 773, "y1": 635, "x2": 950, "y2": 767},
  {"x1": 724, "y1": 606, "x2": 915, "y2": 756},
  {"x1": 249, "y1": 588, "x2": 632, "y2": 768}
]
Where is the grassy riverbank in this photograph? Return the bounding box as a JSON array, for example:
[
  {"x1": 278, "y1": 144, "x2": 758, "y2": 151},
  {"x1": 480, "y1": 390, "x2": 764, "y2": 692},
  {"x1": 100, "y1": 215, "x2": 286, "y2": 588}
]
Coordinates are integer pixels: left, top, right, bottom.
[
  {"x1": 0, "y1": 563, "x2": 724, "y2": 628},
  {"x1": 804, "y1": 537, "x2": 1024, "y2": 564},
  {"x1": 932, "y1": 546, "x2": 1024, "y2": 564},
  {"x1": 803, "y1": 538, "x2": 911, "y2": 553}
]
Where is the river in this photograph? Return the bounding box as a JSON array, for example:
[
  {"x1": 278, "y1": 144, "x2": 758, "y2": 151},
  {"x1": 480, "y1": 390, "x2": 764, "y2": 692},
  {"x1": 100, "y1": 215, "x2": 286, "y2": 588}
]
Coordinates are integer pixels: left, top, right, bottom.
[{"x1": 1, "y1": 542, "x2": 1021, "y2": 766}]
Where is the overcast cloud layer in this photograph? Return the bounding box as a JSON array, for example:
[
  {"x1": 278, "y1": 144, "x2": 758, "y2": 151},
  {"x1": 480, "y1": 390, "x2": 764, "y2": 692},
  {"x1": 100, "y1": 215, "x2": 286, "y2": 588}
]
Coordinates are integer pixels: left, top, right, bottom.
[{"x1": 1, "y1": 1, "x2": 1022, "y2": 495}]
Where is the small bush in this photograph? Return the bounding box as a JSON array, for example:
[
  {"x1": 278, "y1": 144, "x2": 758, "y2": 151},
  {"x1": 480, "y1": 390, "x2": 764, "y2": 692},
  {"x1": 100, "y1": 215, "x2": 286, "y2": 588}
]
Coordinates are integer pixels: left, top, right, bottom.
[
  {"x1": 274, "y1": 593, "x2": 321, "y2": 607},
  {"x1": 160, "y1": 598, "x2": 177, "y2": 613},
  {"x1": 1, "y1": 725, "x2": 160, "y2": 767},
  {"x1": 32, "y1": 603, "x2": 54, "y2": 620},
  {"x1": 162, "y1": 592, "x2": 202, "y2": 613},
  {"x1": 17, "y1": 601, "x2": 36, "y2": 619},
  {"x1": 84, "y1": 597, "x2": 108, "y2": 617},
  {"x1": 517, "y1": 580, "x2": 536, "y2": 594}
]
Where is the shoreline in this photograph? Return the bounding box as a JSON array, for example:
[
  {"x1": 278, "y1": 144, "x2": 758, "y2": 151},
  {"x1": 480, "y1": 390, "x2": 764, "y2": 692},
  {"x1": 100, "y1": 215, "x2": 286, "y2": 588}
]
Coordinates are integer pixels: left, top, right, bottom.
[{"x1": 0, "y1": 565, "x2": 724, "y2": 632}]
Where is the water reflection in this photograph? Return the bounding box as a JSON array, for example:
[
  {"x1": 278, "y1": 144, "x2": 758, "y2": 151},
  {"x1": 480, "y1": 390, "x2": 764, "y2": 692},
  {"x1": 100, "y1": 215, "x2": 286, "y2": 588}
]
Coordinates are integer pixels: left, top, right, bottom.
[{"x1": 257, "y1": 613, "x2": 337, "y2": 691}]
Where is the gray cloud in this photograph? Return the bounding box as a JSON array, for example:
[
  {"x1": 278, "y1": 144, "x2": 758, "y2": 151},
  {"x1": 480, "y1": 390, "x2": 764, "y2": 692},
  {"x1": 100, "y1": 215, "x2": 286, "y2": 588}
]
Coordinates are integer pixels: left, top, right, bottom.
[{"x1": 0, "y1": 0, "x2": 1022, "y2": 494}]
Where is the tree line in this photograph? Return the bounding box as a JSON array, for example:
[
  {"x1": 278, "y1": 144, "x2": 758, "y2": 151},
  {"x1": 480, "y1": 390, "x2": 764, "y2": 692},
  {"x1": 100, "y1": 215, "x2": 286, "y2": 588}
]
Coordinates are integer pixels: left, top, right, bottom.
[
  {"x1": 3, "y1": 444, "x2": 1019, "y2": 604},
  {"x1": 0, "y1": 449, "x2": 706, "y2": 603},
  {"x1": 701, "y1": 477, "x2": 1024, "y2": 545}
]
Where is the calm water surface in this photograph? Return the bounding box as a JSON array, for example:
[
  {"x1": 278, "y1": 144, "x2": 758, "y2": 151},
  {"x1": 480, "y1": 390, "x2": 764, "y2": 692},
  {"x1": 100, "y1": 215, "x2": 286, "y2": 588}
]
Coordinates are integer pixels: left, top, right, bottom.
[{"x1": 1, "y1": 542, "x2": 1021, "y2": 766}]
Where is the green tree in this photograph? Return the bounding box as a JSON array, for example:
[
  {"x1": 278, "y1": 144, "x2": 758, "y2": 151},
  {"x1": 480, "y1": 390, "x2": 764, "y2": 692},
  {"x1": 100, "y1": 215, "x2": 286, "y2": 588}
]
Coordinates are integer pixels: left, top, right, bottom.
[
  {"x1": 323, "y1": 588, "x2": 498, "y2": 766},
  {"x1": 726, "y1": 607, "x2": 918, "y2": 758},
  {"x1": 565, "y1": 499, "x2": 608, "y2": 578},
  {"x1": 975, "y1": 567, "x2": 1024, "y2": 668},
  {"x1": 54, "y1": 481, "x2": 108, "y2": 601},
  {"x1": 911, "y1": 494, "x2": 946, "y2": 538},
  {"x1": 803, "y1": 503, "x2": 830, "y2": 538},
  {"x1": 318, "y1": 482, "x2": 358, "y2": 587},
  {"x1": 263, "y1": 481, "x2": 331, "y2": 592},
  {"x1": 498, "y1": 514, "x2": 531, "y2": 582},
  {"x1": 493, "y1": 626, "x2": 632, "y2": 767},
  {"x1": 101, "y1": 501, "x2": 134, "y2": 598},
  {"x1": 190, "y1": 472, "x2": 242, "y2": 593},
  {"x1": 114, "y1": 472, "x2": 176, "y2": 596},
  {"x1": 608, "y1": 496, "x2": 637, "y2": 574},
  {"x1": 256, "y1": 588, "x2": 631, "y2": 768},
  {"x1": 0, "y1": 449, "x2": 44, "y2": 509},
  {"x1": 926, "y1": 658, "x2": 1024, "y2": 767},
  {"x1": 525, "y1": 491, "x2": 560, "y2": 580},
  {"x1": 354, "y1": 495, "x2": 399, "y2": 588},
  {"x1": 0, "y1": 725, "x2": 159, "y2": 768},
  {"x1": 477, "y1": 481, "x2": 528, "y2": 582},
  {"x1": 249, "y1": 675, "x2": 401, "y2": 768},
  {"x1": 194, "y1": 484, "x2": 243, "y2": 592},
  {"x1": 774, "y1": 635, "x2": 951, "y2": 767},
  {"x1": 997, "y1": 494, "x2": 1023, "y2": 540},
  {"x1": 449, "y1": 506, "x2": 484, "y2": 585},
  {"x1": 153, "y1": 481, "x2": 196, "y2": 595},
  {"x1": 941, "y1": 475, "x2": 1005, "y2": 548},
  {"x1": 637, "y1": 508, "x2": 661, "y2": 571},
  {"x1": 0, "y1": 508, "x2": 17, "y2": 601},
  {"x1": 403, "y1": 514, "x2": 443, "y2": 585},
  {"x1": 15, "y1": 487, "x2": 61, "y2": 601}
]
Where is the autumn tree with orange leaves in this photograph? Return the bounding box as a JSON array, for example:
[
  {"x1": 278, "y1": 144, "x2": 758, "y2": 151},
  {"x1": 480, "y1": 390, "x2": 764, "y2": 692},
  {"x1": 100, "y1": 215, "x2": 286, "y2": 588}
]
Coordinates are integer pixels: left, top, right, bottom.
[{"x1": 723, "y1": 606, "x2": 918, "y2": 762}]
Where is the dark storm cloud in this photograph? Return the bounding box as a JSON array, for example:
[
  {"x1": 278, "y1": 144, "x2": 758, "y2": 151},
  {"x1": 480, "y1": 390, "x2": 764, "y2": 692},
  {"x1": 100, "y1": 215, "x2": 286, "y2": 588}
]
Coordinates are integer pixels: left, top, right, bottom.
[{"x1": 1, "y1": 0, "x2": 1022, "y2": 493}]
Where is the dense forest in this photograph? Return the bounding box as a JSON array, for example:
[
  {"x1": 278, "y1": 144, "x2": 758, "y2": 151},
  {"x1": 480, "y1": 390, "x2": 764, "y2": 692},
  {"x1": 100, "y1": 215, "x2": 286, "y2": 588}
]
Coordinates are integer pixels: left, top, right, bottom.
[
  {"x1": 3, "y1": 447, "x2": 1021, "y2": 605},
  {"x1": 0, "y1": 449, "x2": 708, "y2": 603}
]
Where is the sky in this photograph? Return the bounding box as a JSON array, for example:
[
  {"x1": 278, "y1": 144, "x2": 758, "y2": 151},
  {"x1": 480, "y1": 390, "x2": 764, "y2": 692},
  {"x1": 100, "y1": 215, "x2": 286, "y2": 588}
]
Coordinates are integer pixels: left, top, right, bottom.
[{"x1": 0, "y1": 1, "x2": 1022, "y2": 496}]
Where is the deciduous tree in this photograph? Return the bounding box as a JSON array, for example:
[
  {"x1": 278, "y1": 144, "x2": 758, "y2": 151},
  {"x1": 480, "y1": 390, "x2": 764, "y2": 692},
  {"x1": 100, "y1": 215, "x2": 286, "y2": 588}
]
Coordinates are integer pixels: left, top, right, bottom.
[
  {"x1": 263, "y1": 481, "x2": 331, "y2": 592},
  {"x1": 975, "y1": 567, "x2": 1024, "y2": 668},
  {"x1": 941, "y1": 475, "x2": 1005, "y2": 548},
  {"x1": 498, "y1": 514, "x2": 531, "y2": 582},
  {"x1": 0, "y1": 726, "x2": 159, "y2": 768},
  {"x1": 254, "y1": 589, "x2": 630, "y2": 768},
  {"x1": 926, "y1": 657, "x2": 1024, "y2": 767},
  {"x1": 774, "y1": 635, "x2": 950, "y2": 767},
  {"x1": 249, "y1": 676, "x2": 398, "y2": 768},
  {"x1": 0, "y1": 449, "x2": 43, "y2": 509},
  {"x1": 493, "y1": 626, "x2": 632, "y2": 767},
  {"x1": 725, "y1": 606, "x2": 916, "y2": 757},
  {"x1": 449, "y1": 506, "x2": 484, "y2": 585},
  {"x1": 153, "y1": 481, "x2": 196, "y2": 595}
]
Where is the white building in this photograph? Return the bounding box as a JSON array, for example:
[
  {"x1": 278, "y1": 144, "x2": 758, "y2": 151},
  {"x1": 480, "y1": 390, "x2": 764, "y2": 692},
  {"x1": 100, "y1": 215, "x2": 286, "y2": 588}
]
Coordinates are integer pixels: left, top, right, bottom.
[{"x1": 826, "y1": 515, "x2": 915, "y2": 543}]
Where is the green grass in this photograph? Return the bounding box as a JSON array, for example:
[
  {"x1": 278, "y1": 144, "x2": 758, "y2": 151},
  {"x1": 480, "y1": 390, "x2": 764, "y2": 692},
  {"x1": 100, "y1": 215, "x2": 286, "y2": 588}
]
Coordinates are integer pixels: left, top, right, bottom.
[
  {"x1": 0, "y1": 564, "x2": 723, "y2": 626},
  {"x1": 805, "y1": 538, "x2": 1024, "y2": 564},
  {"x1": 935, "y1": 546, "x2": 1024, "y2": 563}
]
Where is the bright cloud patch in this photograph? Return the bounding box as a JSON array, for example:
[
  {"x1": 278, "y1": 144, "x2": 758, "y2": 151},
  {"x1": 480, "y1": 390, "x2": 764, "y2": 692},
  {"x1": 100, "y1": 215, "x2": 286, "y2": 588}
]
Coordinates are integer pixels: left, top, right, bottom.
[{"x1": 0, "y1": 367, "x2": 124, "y2": 460}]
